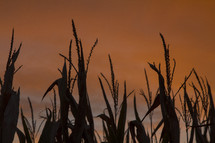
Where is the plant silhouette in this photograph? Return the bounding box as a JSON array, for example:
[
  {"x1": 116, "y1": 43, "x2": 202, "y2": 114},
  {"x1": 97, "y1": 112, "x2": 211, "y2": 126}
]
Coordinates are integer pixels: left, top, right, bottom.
[{"x1": 0, "y1": 21, "x2": 214, "y2": 143}]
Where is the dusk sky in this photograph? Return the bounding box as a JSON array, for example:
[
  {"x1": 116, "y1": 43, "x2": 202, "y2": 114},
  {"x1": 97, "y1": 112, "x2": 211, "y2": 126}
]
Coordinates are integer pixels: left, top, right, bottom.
[{"x1": 0, "y1": 0, "x2": 215, "y2": 141}]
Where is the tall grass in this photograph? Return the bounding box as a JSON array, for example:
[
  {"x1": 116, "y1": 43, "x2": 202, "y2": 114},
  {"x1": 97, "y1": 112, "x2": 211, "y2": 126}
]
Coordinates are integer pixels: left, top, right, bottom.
[{"x1": 0, "y1": 22, "x2": 214, "y2": 143}]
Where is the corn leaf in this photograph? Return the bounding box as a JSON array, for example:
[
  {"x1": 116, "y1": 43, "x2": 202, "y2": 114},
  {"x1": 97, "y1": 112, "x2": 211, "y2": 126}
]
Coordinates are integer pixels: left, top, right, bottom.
[
  {"x1": 142, "y1": 94, "x2": 160, "y2": 121},
  {"x1": 117, "y1": 82, "x2": 127, "y2": 143},
  {"x1": 133, "y1": 95, "x2": 141, "y2": 122},
  {"x1": 2, "y1": 89, "x2": 20, "y2": 143},
  {"x1": 16, "y1": 127, "x2": 25, "y2": 143},
  {"x1": 149, "y1": 62, "x2": 180, "y2": 143},
  {"x1": 98, "y1": 114, "x2": 113, "y2": 127},
  {"x1": 42, "y1": 79, "x2": 59, "y2": 101},
  {"x1": 126, "y1": 129, "x2": 129, "y2": 143},
  {"x1": 207, "y1": 81, "x2": 215, "y2": 142},
  {"x1": 184, "y1": 83, "x2": 207, "y2": 143},
  {"x1": 21, "y1": 109, "x2": 32, "y2": 143},
  {"x1": 129, "y1": 120, "x2": 150, "y2": 143},
  {"x1": 102, "y1": 121, "x2": 109, "y2": 142},
  {"x1": 151, "y1": 119, "x2": 164, "y2": 137},
  {"x1": 11, "y1": 45, "x2": 21, "y2": 64},
  {"x1": 98, "y1": 77, "x2": 115, "y2": 131},
  {"x1": 129, "y1": 121, "x2": 136, "y2": 143},
  {"x1": 38, "y1": 109, "x2": 60, "y2": 143}
]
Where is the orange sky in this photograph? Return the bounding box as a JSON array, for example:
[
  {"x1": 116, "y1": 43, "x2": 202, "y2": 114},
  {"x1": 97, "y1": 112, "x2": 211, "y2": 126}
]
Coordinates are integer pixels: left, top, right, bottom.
[{"x1": 0, "y1": 0, "x2": 215, "y2": 141}]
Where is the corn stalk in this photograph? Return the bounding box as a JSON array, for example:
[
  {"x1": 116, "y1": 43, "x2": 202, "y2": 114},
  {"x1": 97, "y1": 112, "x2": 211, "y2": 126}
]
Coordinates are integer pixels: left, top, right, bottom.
[{"x1": 0, "y1": 29, "x2": 22, "y2": 143}]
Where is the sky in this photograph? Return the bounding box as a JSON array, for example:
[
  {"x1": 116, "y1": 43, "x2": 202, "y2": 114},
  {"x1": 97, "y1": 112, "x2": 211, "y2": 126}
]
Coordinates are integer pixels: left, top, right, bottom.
[{"x1": 0, "y1": 0, "x2": 215, "y2": 141}]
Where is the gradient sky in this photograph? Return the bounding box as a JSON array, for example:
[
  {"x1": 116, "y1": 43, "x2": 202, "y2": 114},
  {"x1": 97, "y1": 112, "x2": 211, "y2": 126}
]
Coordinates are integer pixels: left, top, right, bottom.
[{"x1": 1, "y1": 0, "x2": 215, "y2": 141}]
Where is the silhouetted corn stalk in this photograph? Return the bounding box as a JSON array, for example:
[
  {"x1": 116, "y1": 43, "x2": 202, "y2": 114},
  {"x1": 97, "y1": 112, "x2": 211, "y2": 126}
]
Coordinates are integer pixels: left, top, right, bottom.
[
  {"x1": 148, "y1": 63, "x2": 180, "y2": 143},
  {"x1": 128, "y1": 95, "x2": 150, "y2": 143},
  {"x1": 141, "y1": 34, "x2": 180, "y2": 143},
  {"x1": 1, "y1": 23, "x2": 214, "y2": 143},
  {"x1": 184, "y1": 82, "x2": 208, "y2": 143},
  {"x1": 98, "y1": 55, "x2": 129, "y2": 143},
  {"x1": 178, "y1": 71, "x2": 215, "y2": 143},
  {"x1": 0, "y1": 29, "x2": 22, "y2": 143},
  {"x1": 41, "y1": 20, "x2": 98, "y2": 143},
  {"x1": 17, "y1": 97, "x2": 47, "y2": 143},
  {"x1": 38, "y1": 108, "x2": 60, "y2": 143},
  {"x1": 140, "y1": 69, "x2": 159, "y2": 143},
  {"x1": 178, "y1": 91, "x2": 191, "y2": 143},
  {"x1": 207, "y1": 80, "x2": 215, "y2": 143}
]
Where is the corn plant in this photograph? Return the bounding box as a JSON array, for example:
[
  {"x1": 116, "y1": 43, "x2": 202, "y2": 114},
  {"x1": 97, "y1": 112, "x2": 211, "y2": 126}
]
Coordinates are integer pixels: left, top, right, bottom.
[
  {"x1": 1, "y1": 23, "x2": 214, "y2": 143},
  {"x1": 17, "y1": 97, "x2": 45, "y2": 143},
  {"x1": 0, "y1": 29, "x2": 22, "y2": 143},
  {"x1": 41, "y1": 20, "x2": 98, "y2": 143},
  {"x1": 17, "y1": 91, "x2": 60, "y2": 143},
  {"x1": 98, "y1": 55, "x2": 131, "y2": 143},
  {"x1": 140, "y1": 33, "x2": 180, "y2": 143},
  {"x1": 128, "y1": 95, "x2": 150, "y2": 143},
  {"x1": 178, "y1": 71, "x2": 215, "y2": 143},
  {"x1": 140, "y1": 69, "x2": 159, "y2": 143}
]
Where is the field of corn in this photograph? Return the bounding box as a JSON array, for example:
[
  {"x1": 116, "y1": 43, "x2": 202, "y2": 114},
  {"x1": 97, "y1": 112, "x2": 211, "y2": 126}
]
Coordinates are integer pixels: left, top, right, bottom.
[{"x1": 0, "y1": 21, "x2": 214, "y2": 143}]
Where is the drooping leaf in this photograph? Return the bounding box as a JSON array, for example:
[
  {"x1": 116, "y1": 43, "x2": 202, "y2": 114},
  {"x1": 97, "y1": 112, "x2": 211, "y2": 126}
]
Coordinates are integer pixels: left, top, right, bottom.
[
  {"x1": 98, "y1": 114, "x2": 113, "y2": 126},
  {"x1": 42, "y1": 79, "x2": 59, "y2": 101},
  {"x1": 142, "y1": 94, "x2": 160, "y2": 121}
]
